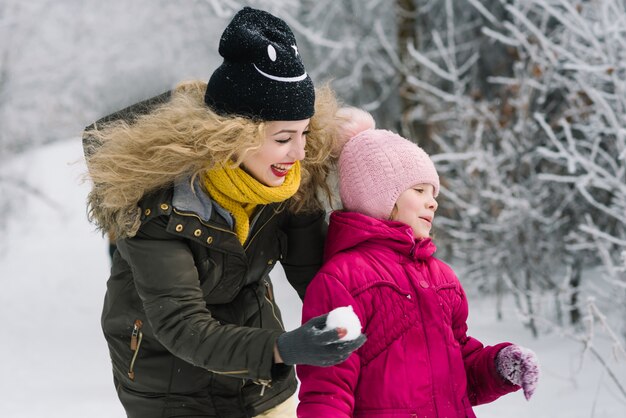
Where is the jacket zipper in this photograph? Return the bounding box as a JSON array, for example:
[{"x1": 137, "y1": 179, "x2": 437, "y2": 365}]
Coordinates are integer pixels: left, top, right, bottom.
[
  {"x1": 256, "y1": 379, "x2": 272, "y2": 396},
  {"x1": 404, "y1": 264, "x2": 440, "y2": 417},
  {"x1": 128, "y1": 319, "x2": 143, "y2": 381},
  {"x1": 244, "y1": 202, "x2": 284, "y2": 251},
  {"x1": 263, "y1": 280, "x2": 284, "y2": 330},
  {"x1": 264, "y1": 279, "x2": 274, "y2": 301},
  {"x1": 207, "y1": 368, "x2": 249, "y2": 375}
]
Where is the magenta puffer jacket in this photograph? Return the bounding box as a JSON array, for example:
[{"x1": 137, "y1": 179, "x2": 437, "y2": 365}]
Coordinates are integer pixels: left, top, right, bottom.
[{"x1": 297, "y1": 211, "x2": 519, "y2": 418}]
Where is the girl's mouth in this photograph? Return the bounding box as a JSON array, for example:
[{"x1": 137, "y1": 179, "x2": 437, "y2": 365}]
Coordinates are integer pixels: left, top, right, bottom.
[
  {"x1": 419, "y1": 216, "x2": 432, "y2": 226},
  {"x1": 271, "y1": 163, "x2": 293, "y2": 177}
]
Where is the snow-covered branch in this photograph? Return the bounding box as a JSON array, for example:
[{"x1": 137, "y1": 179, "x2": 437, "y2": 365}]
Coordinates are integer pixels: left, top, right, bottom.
[{"x1": 397, "y1": 1, "x2": 626, "y2": 373}]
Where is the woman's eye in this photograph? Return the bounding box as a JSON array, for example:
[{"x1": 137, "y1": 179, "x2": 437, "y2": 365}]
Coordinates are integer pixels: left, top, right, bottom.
[{"x1": 275, "y1": 138, "x2": 291, "y2": 144}]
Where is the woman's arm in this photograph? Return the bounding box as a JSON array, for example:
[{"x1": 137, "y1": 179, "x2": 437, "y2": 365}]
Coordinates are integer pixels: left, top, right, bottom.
[{"x1": 280, "y1": 210, "x2": 327, "y2": 299}]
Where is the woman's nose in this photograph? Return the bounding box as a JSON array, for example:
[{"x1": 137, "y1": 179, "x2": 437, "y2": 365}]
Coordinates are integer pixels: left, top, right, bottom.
[{"x1": 289, "y1": 136, "x2": 306, "y2": 161}]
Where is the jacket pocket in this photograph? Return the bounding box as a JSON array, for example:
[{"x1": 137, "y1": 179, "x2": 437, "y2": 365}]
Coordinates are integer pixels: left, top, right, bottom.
[
  {"x1": 434, "y1": 284, "x2": 463, "y2": 348},
  {"x1": 355, "y1": 282, "x2": 417, "y2": 365},
  {"x1": 434, "y1": 283, "x2": 460, "y2": 326},
  {"x1": 127, "y1": 319, "x2": 143, "y2": 381}
]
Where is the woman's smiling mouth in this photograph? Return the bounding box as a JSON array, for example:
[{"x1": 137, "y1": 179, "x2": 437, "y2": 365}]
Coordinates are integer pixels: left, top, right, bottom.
[{"x1": 271, "y1": 163, "x2": 294, "y2": 177}]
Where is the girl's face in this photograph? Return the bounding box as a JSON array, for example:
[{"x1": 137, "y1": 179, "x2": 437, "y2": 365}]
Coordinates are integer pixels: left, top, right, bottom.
[
  {"x1": 391, "y1": 183, "x2": 438, "y2": 240},
  {"x1": 241, "y1": 119, "x2": 310, "y2": 187}
]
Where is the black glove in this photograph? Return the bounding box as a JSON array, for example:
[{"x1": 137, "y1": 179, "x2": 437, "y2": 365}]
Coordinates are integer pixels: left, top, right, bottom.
[{"x1": 276, "y1": 313, "x2": 366, "y2": 367}]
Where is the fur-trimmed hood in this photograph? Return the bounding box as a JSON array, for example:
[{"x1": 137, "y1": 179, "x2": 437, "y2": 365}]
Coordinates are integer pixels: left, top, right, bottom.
[{"x1": 83, "y1": 81, "x2": 343, "y2": 238}]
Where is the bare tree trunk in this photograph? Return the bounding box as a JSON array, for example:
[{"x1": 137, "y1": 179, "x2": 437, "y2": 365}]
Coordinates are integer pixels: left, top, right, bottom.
[
  {"x1": 555, "y1": 291, "x2": 563, "y2": 326},
  {"x1": 569, "y1": 257, "x2": 582, "y2": 326},
  {"x1": 496, "y1": 272, "x2": 503, "y2": 321},
  {"x1": 395, "y1": 0, "x2": 429, "y2": 142},
  {"x1": 524, "y1": 269, "x2": 538, "y2": 338}
]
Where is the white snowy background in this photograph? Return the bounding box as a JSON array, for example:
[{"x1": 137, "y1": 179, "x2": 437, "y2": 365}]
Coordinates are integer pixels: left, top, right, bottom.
[
  {"x1": 0, "y1": 139, "x2": 623, "y2": 417},
  {"x1": 1, "y1": 0, "x2": 625, "y2": 416}
]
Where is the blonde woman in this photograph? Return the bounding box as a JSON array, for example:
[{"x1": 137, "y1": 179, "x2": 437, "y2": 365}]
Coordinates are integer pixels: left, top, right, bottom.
[{"x1": 84, "y1": 7, "x2": 365, "y2": 418}]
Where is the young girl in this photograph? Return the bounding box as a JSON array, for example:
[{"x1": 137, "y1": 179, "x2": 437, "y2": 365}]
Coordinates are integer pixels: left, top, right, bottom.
[
  {"x1": 84, "y1": 7, "x2": 365, "y2": 418},
  {"x1": 297, "y1": 126, "x2": 540, "y2": 417}
]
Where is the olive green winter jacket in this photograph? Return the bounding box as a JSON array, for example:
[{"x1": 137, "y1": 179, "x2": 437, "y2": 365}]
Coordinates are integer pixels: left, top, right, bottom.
[{"x1": 102, "y1": 179, "x2": 326, "y2": 417}]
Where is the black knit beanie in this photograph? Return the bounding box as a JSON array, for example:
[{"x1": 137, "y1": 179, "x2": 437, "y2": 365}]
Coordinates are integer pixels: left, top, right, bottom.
[{"x1": 205, "y1": 7, "x2": 315, "y2": 121}]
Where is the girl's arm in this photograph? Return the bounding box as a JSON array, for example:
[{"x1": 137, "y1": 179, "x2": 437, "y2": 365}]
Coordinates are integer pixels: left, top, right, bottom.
[
  {"x1": 451, "y1": 284, "x2": 520, "y2": 405},
  {"x1": 297, "y1": 272, "x2": 362, "y2": 418}
]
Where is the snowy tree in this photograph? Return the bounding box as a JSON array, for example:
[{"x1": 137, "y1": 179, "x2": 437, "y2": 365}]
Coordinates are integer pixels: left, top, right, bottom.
[
  {"x1": 0, "y1": 0, "x2": 50, "y2": 237},
  {"x1": 0, "y1": 0, "x2": 233, "y2": 154},
  {"x1": 0, "y1": 0, "x2": 230, "y2": 238},
  {"x1": 291, "y1": 0, "x2": 401, "y2": 128},
  {"x1": 524, "y1": 0, "x2": 626, "y2": 343}
]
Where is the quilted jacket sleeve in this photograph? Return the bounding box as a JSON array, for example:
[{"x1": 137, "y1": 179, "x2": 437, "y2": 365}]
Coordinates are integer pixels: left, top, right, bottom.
[
  {"x1": 117, "y1": 216, "x2": 282, "y2": 381},
  {"x1": 296, "y1": 272, "x2": 362, "y2": 418},
  {"x1": 450, "y1": 281, "x2": 520, "y2": 405}
]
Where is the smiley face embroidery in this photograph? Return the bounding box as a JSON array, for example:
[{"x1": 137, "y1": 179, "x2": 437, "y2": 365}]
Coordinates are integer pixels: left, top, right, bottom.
[{"x1": 253, "y1": 43, "x2": 308, "y2": 82}]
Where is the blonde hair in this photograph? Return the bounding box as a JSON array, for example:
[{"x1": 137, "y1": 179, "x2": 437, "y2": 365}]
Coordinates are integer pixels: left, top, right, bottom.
[{"x1": 84, "y1": 80, "x2": 341, "y2": 238}]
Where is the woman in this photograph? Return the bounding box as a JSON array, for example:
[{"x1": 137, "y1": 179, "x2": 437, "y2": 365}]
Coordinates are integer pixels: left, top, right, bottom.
[{"x1": 84, "y1": 7, "x2": 364, "y2": 418}]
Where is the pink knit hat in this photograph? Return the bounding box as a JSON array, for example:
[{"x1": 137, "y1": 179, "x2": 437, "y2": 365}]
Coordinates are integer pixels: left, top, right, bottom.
[{"x1": 339, "y1": 129, "x2": 439, "y2": 220}]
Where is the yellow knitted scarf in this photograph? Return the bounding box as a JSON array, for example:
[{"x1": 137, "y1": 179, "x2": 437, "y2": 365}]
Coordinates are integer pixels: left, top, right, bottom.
[{"x1": 203, "y1": 161, "x2": 301, "y2": 244}]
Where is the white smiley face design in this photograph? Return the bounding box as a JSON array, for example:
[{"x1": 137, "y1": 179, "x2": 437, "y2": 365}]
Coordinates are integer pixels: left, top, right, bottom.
[{"x1": 253, "y1": 44, "x2": 308, "y2": 83}]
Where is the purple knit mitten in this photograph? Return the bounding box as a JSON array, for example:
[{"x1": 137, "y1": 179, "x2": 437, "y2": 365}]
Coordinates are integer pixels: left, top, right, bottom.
[{"x1": 496, "y1": 345, "x2": 540, "y2": 400}]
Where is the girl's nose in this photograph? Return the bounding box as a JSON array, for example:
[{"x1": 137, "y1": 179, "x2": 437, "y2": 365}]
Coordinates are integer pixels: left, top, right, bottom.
[{"x1": 427, "y1": 195, "x2": 438, "y2": 211}]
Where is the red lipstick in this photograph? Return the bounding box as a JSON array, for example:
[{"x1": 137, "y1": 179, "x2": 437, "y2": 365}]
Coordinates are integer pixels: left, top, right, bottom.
[{"x1": 271, "y1": 163, "x2": 294, "y2": 177}]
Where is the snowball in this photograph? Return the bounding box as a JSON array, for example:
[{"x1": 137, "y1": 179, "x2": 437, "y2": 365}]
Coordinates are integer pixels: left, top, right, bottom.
[{"x1": 324, "y1": 306, "x2": 362, "y2": 341}]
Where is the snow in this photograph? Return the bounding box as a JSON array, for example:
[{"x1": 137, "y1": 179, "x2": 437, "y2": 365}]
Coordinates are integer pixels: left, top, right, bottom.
[
  {"x1": 324, "y1": 305, "x2": 362, "y2": 341},
  {"x1": 1, "y1": 139, "x2": 624, "y2": 417}
]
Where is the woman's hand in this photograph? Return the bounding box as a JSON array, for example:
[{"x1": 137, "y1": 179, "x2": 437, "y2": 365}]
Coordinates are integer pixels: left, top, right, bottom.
[{"x1": 275, "y1": 313, "x2": 366, "y2": 366}]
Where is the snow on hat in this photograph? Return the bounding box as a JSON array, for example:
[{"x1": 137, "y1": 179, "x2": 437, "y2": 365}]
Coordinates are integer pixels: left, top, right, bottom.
[
  {"x1": 339, "y1": 129, "x2": 439, "y2": 220},
  {"x1": 204, "y1": 7, "x2": 315, "y2": 121}
]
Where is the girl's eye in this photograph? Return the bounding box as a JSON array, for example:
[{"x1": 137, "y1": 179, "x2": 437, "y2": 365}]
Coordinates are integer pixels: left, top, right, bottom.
[
  {"x1": 275, "y1": 138, "x2": 291, "y2": 144},
  {"x1": 414, "y1": 188, "x2": 424, "y2": 193}
]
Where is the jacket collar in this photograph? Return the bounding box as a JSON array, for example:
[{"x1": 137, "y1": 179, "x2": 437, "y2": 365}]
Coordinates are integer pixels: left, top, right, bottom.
[
  {"x1": 173, "y1": 176, "x2": 234, "y2": 228},
  {"x1": 324, "y1": 211, "x2": 436, "y2": 262}
]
